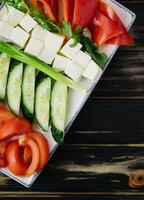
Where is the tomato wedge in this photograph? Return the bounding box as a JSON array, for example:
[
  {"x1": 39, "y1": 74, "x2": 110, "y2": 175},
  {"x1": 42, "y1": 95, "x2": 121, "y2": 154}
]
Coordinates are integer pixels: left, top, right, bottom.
[
  {"x1": 0, "y1": 141, "x2": 7, "y2": 167},
  {"x1": 106, "y1": 31, "x2": 133, "y2": 45},
  {"x1": 27, "y1": 132, "x2": 49, "y2": 170},
  {"x1": 63, "y1": 0, "x2": 74, "y2": 22},
  {"x1": 72, "y1": 0, "x2": 98, "y2": 28},
  {"x1": 26, "y1": 0, "x2": 42, "y2": 12},
  {"x1": 58, "y1": 0, "x2": 74, "y2": 22},
  {"x1": 91, "y1": 10, "x2": 122, "y2": 46},
  {"x1": 98, "y1": 1, "x2": 119, "y2": 22},
  {"x1": 0, "y1": 117, "x2": 32, "y2": 141},
  {"x1": 19, "y1": 137, "x2": 40, "y2": 176},
  {"x1": 6, "y1": 140, "x2": 27, "y2": 176},
  {"x1": 98, "y1": 1, "x2": 133, "y2": 45},
  {"x1": 38, "y1": 0, "x2": 57, "y2": 22},
  {"x1": 49, "y1": 0, "x2": 58, "y2": 20}
]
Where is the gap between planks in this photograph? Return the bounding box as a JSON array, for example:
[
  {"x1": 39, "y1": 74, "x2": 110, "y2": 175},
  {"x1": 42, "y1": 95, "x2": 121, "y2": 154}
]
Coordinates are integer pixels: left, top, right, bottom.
[
  {"x1": 64, "y1": 144, "x2": 144, "y2": 147},
  {"x1": 90, "y1": 97, "x2": 144, "y2": 100},
  {"x1": 1, "y1": 191, "x2": 144, "y2": 197}
]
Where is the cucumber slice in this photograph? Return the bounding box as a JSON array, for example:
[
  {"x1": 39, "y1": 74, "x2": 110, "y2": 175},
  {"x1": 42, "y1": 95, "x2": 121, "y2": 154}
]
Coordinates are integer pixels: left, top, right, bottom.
[
  {"x1": 51, "y1": 81, "x2": 67, "y2": 144},
  {"x1": 35, "y1": 73, "x2": 51, "y2": 131},
  {"x1": 7, "y1": 61, "x2": 23, "y2": 115},
  {"x1": 22, "y1": 65, "x2": 36, "y2": 121},
  {"x1": 0, "y1": 53, "x2": 10, "y2": 100}
]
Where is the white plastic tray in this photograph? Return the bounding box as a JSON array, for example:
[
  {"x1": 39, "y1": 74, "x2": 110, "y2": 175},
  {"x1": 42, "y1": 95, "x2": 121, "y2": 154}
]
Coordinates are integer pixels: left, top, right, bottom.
[{"x1": 0, "y1": 0, "x2": 136, "y2": 187}]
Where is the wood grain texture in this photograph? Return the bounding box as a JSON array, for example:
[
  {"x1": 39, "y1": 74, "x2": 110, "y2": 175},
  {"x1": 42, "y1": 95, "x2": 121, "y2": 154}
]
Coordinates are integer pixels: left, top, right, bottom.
[{"x1": 0, "y1": 0, "x2": 143, "y2": 199}]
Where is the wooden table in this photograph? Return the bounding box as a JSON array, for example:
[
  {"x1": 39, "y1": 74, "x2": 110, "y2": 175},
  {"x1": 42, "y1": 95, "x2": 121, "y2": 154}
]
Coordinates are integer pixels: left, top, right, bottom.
[{"x1": 0, "y1": 0, "x2": 143, "y2": 199}]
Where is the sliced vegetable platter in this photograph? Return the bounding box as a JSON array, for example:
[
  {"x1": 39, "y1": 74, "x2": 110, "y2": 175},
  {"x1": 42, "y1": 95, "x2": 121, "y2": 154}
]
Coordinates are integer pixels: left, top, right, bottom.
[{"x1": 0, "y1": 0, "x2": 135, "y2": 187}]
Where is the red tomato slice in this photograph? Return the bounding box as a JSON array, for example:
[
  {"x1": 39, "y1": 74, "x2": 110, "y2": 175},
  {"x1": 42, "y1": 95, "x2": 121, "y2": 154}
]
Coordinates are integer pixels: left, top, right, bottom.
[
  {"x1": 57, "y1": 0, "x2": 63, "y2": 21},
  {"x1": 0, "y1": 107, "x2": 15, "y2": 128},
  {"x1": 23, "y1": 146, "x2": 32, "y2": 164},
  {"x1": 27, "y1": 132, "x2": 49, "y2": 170},
  {"x1": 106, "y1": 30, "x2": 133, "y2": 45},
  {"x1": 6, "y1": 141, "x2": 27, "y2": 176},
  {"x1": 98, "y1": 1, "x2": 119, "y2": 22},
  {"x1": 58, "y1": 0, "x2": 74, "y2": 22},
  {"x1": 38, "y1": 0, "x2": 57, "y2": 22},
  {"x1": 0, "y1": 103, "x2": 8, "y2": 111},
  {"x1": 6, "y1": 137, "x2": 40, "y2": 177},
  {"x1": 98, "y1": 1, "x2": 133, "y2": 45},
  {"x1": 26, "y1": 0, "x2": 37, "y2": 8},
  {"x1": 26, "y1": 0, "x2": 42, "y2": 12},
  {"x1": 63, "y1": 0, "x2": 74, "y2": 22},
  {"x1": 91, "y1": 10, "x2": 122, "y2": 46},
  {"x1": 19, "y1": 137, "x2": 40, "y2": 176},
  {"x1": 0, "y1": 117, "x2": 32, "y2": 141},
  {"x1": 49, "y1": 0, "x2": 58, "y2": 20},
  {"x1": 72, "y1": 0, "x2": 98, "y2": 28},
  {"x1": 0, "y1": 141, "x2": 7, "y2": 167}
]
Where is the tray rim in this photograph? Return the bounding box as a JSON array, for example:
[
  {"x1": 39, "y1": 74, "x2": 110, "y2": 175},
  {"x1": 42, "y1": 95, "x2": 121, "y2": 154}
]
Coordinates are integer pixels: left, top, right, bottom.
[{"x1": 0, "y1": 0, "x2": 136, "y2": 187}]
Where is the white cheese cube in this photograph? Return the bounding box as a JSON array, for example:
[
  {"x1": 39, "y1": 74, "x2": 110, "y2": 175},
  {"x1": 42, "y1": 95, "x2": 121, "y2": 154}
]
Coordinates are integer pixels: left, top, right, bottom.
[
  {"x1": 60, "y1": 38, "x2": 82, "y2": 59},
  {"x1": 64, "y1": 61, "x2": 83, "y2": 82},
  {"x1": 19, "y1": 14, "x2": 37, "y2": 32},
  {"x1": 38, "y1": 46, "x2": 56, "y2": 64},
  {"x1": 72, "y1": 50, "x2": 91, "y2": 69},
  {"x1": 10, "y1": 26, "x2": 30, "y2": 48},
  {"x1": 45, "y1": 31, "x2": 65, "y2": 53},
  {"x1": 0, "y1": 5, "x2": 25, "y2": 26},
  {"x1": 0, "y1": 21, "x2": 14, "y2": 41},
  {"x1": 53, "y1": 55, "x2": 70, "y2": 71},
  {"x1": 82, "y1": 60, "x2": 102, "y2": 81},
  {"x1": 25, "y1": 37, "x2": 43, "y2": 56},
  {"x1": 31, "y1": 25, "x2": 48, "y2": 41}
]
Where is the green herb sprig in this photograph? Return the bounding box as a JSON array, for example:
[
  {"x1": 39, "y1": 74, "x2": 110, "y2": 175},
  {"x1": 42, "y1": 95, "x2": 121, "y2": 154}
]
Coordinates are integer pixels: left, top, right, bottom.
[
  {"x1": 81, "y1": 37, "x2": 107, "y2": 69},
  {"x1": 30, "y1": 8, "x2": 60, "y2": 33},
  {"x1": 61, "y1": 21, "x2": 83, "y2": 47},
  {"x1": 0, "y1": 0, "x2": 29, "y2": 12}
]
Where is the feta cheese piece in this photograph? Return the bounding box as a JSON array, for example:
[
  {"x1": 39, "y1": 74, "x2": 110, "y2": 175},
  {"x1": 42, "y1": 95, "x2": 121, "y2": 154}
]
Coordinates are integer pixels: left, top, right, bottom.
[
  {"x1": 53, "y1": 55, "x2": 70, "y2": 71},
  {"x1": 60, "y1": 38, "x2": 82, "y2": 59},
  {"x1": 38, "y1": 46, "x2": 56, "y2": 64},
  {"x1": 31, "y1": 25, "x2": 47, "y2": 41},
  {"x1": 0, "y1": 21, "x2": 14, "y2": 41},
  {"x1": 0, "y1": 5, "x2": 25, "y2": 26},
  {"x1": 25, "y1": 37, "x2": 43, "y2": 56},
  {"x1": 19, "y1": 14, "x2": 37, "y2": 32},
  {"x1": 72, "y1": 50, "x2": 91, "y2": 69},
  {"x1": 64, "y1": 61, "x2": 83, "y2": 82},
  {"x1": 82, "y1": 60, "x2": 102, "y2": 81},
  {"x1": 10, "y1": 26, "x2": 30, "y2": 48},
  {"x1": 45, "y1": 31, "x2": 65, "y2": 53}
]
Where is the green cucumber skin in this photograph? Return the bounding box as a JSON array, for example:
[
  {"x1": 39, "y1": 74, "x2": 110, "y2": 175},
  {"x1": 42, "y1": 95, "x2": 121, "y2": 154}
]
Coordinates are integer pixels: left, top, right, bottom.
[
  {"x1": 51, "y1": 122, "x2": 64, "y2": 144},
  {"x1": 0, "y1": 53, "x2": 10, "y2": 101},
  {"x1": 7, "y1": 60, "x2": 23, "y2": 116},
  {"x1": 22, "y1": 102, "x2": 34, "y2": 122},
  {"x1": 36, "y1": 72, "x2": 49, "y2": 87},
  {"x1": 35, "y1": 72, "x2": 51, "y2": 131},
  {"x1": 22, "y1": 65, "x2": 36, "y2": 122},
  {"x1": 51, "y1": 81, "x2": 67, "y2": 144}
]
